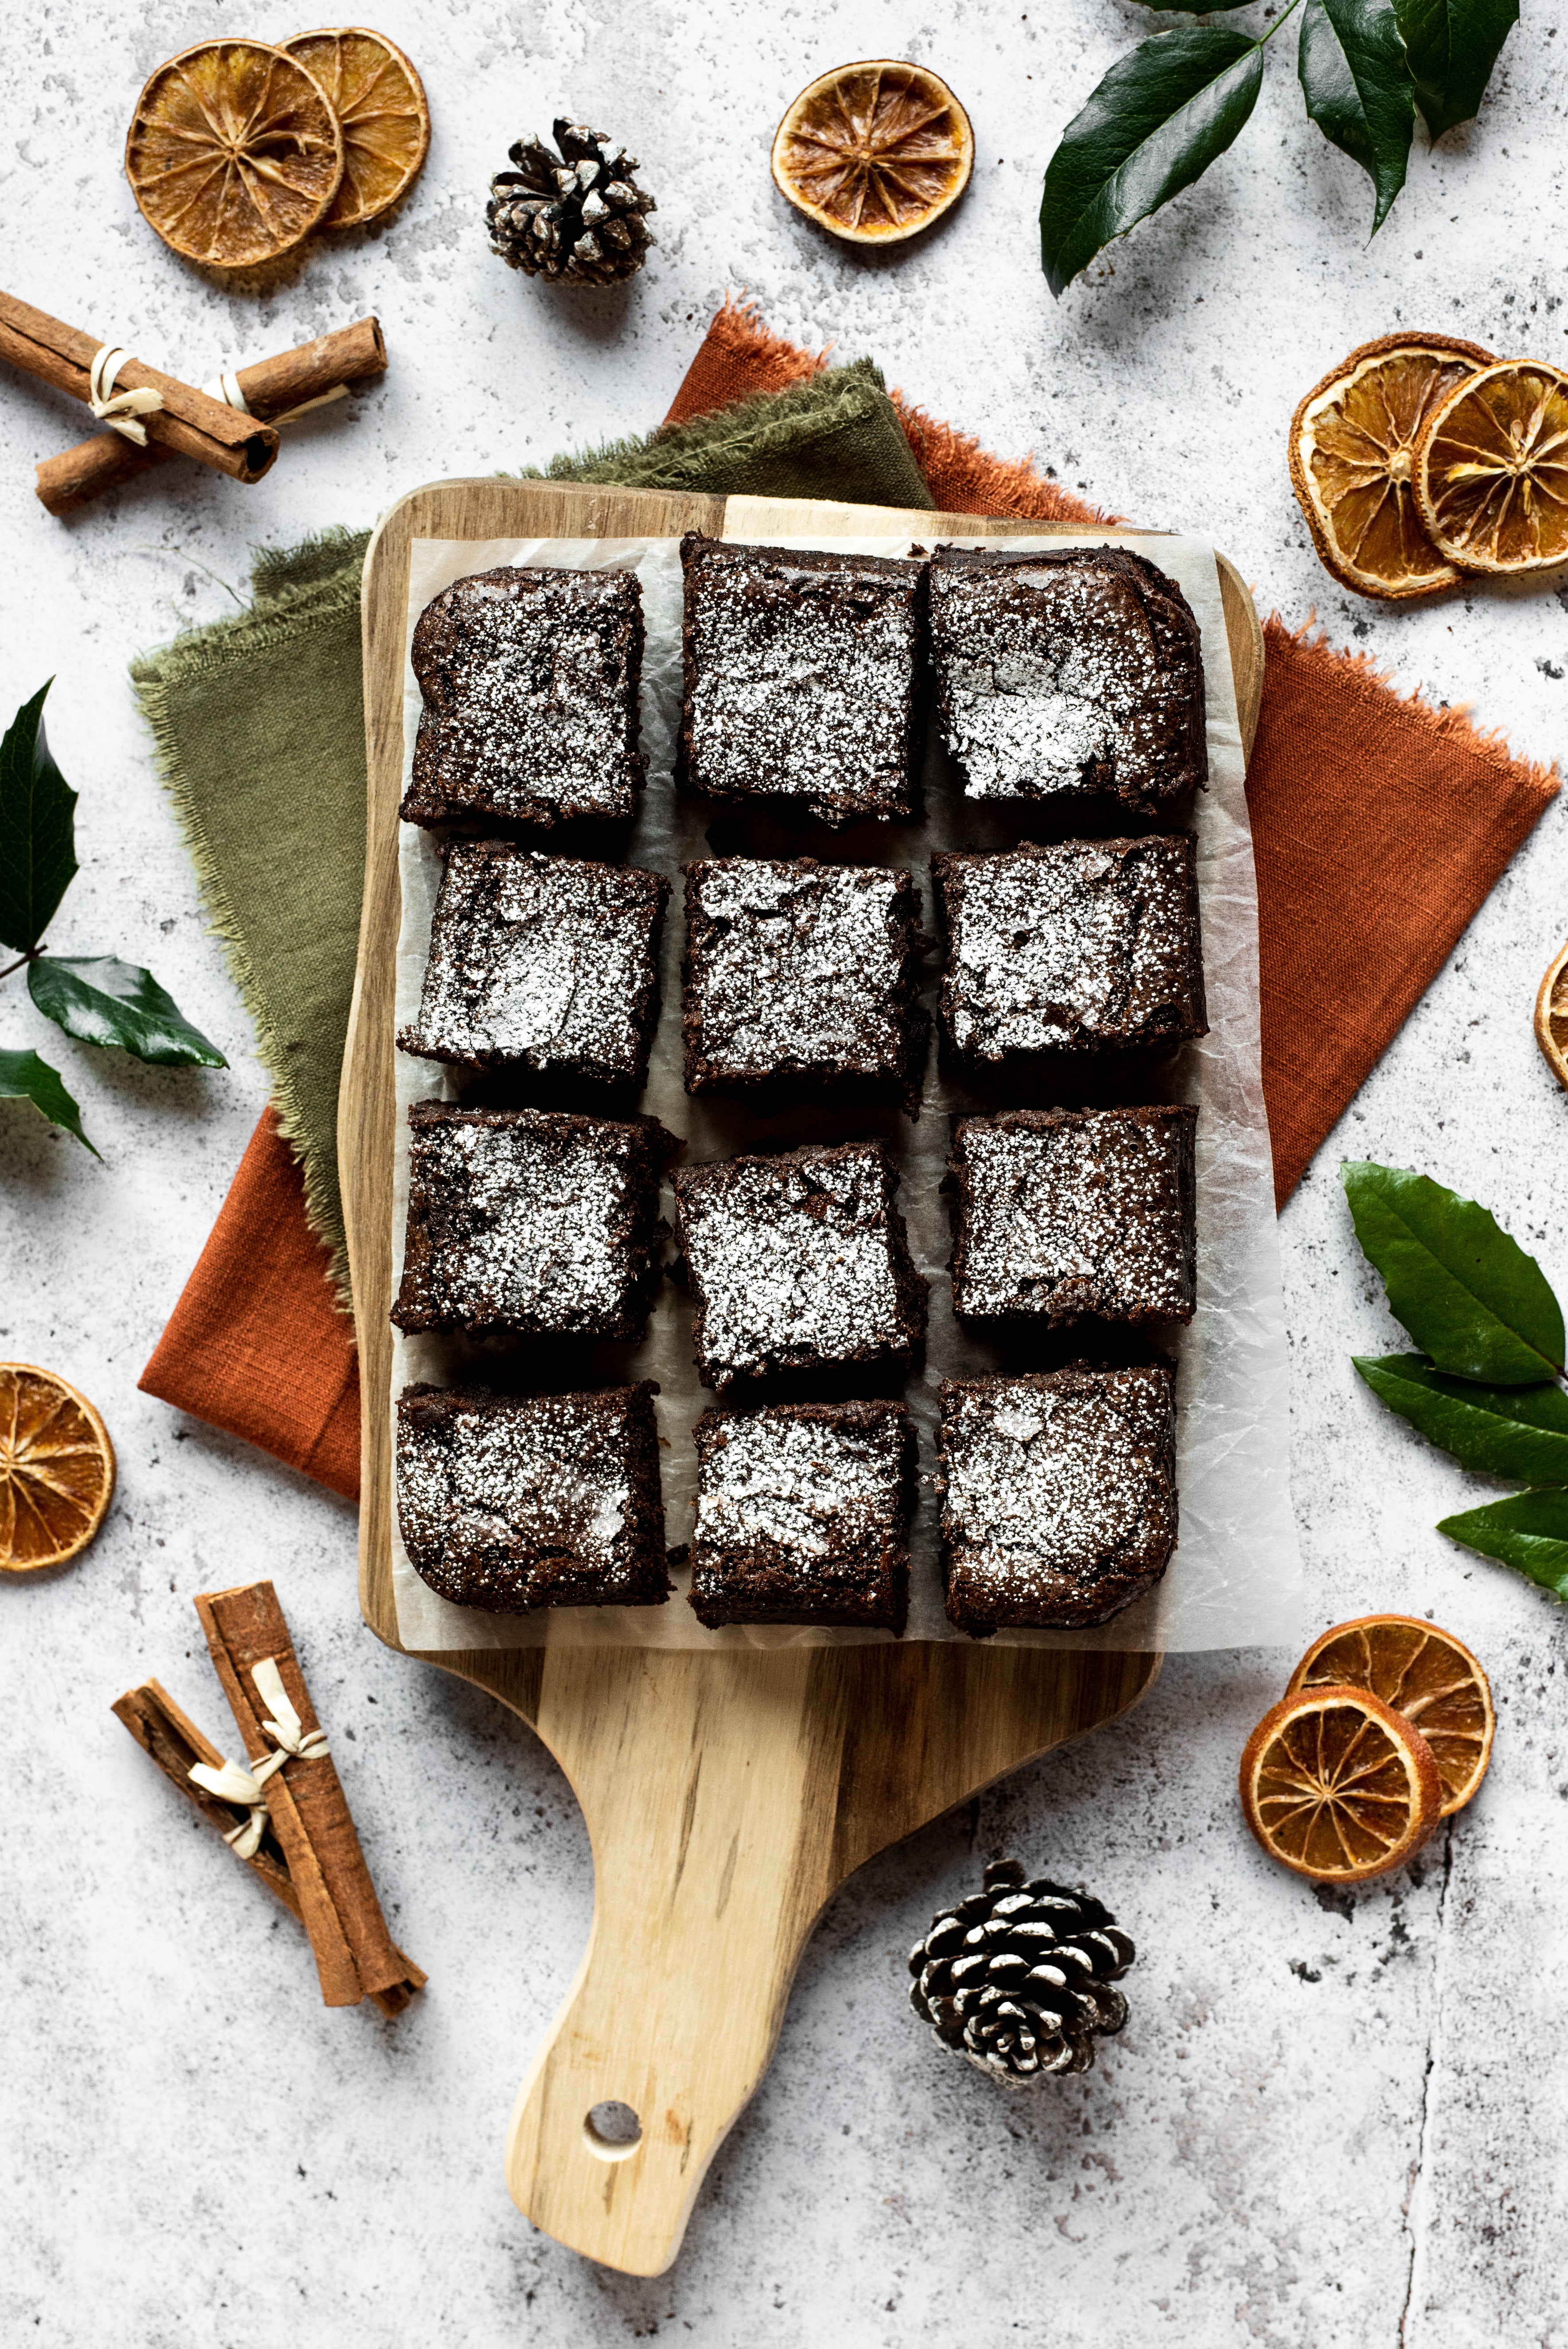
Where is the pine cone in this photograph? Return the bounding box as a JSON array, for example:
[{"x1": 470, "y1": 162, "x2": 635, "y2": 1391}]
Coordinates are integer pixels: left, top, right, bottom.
[
  {"x1": 908, "y1": 1858, "x2": 1135, "y2": 2087},
  {"x1": 487, "y1": 120, "x2": 657, "y2": 286}
]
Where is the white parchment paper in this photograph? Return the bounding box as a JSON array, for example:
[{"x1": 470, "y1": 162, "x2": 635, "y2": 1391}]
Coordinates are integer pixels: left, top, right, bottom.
[{"x1": 385, "y1": 528, "x2": 1301, "y2": 1654}]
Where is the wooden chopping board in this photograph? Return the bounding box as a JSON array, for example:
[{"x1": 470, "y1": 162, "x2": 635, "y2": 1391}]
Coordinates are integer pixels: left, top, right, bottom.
[{"x1": 342, "y1": 482, "x2": 1266, "y2": 2277}]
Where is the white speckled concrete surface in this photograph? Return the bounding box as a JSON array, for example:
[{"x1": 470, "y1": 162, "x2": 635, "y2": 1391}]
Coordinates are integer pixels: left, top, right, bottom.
[{"x1": 3, "y1": 4, "x2": 1566, "y2": 2341}]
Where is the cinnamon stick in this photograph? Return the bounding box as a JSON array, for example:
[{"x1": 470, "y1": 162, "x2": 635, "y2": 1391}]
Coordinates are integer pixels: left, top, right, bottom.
[
  {"x1": 38, "y1": 316, "x2": 386, "y2": 516},
  {"x1": 113, "y1": 1677, "x2": 300, "y2": 1917},
  {"x1": 0, "y1": 288, "x2": 278, "y2": 484},
  {"x1": 195, "y1": 1580, "x2": 424, "y2": 2010},
  {"x1": 113, "y1": 1674, "x2": 421, "y2": 2019}
]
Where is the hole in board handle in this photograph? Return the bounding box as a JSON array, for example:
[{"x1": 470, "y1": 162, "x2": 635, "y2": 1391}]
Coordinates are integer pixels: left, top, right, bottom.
[{"x1": 584, "y1": 2100, "x2": 643, "y2": 2161}]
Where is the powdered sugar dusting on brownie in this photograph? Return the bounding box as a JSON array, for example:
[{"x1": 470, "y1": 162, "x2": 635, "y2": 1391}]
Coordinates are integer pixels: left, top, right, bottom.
[
  {"x1": 684, "y1": 541, "x2": 920, "y2": 823},
  {"x1": 940, "y1": 1368, "x2": 1177, "y2": 1628},
  {"x1": 685, "y1": 859, "x2": 913, "y2": 1080},
  {"x1": 394, "y1": 1107, "x2": 667, "y2": 1337},
  {"x1": 694, "y1": 1410, "x2": 905, "y2": 1558},
  {"x1": 676, "y1": 1143, "x2": 923, "y2": 1385},
  {"x1": 938, "y1": 839, "x2": 1205, "y2": 1058},
  {"x1": 929, "y1": 549, "x2": 1204, "y2": 810},
  {"x1": 408, "y1": 567, "x2": 644, "y2": 826},
  {"x1": 395, "y1": 1384, "x2": 668, "y2": 1612},
  {"x1": 402, "y1": 844, "x2": 664, "y2": 1081},
  {"x1": 953, "y1": 1108, "x2": 1196, "y2": 1322}
]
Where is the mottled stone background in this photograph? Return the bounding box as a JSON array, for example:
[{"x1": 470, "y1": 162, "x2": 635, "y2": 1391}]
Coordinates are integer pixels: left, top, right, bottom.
[{"x1": 3, "y1": 4, "x2": 1565, "y2": 2342}]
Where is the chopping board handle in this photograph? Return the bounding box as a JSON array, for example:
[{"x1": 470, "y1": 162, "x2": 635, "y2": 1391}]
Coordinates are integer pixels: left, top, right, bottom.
[{"x1": 503, "y1": 1644, "x2": 838, "y2": 2277}]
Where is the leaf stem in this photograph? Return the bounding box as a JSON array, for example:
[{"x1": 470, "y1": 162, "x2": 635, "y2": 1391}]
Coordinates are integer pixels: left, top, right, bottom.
[
  {"x1": 0, "y1": 945, "x2": 42, "y2": 983},
  {"x1": 1254, "y1": 0, "x2": 1306, "y2": 47}
]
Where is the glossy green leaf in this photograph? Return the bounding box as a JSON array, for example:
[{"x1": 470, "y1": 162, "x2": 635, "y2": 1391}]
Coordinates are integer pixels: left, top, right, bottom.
[
  {"x1": 1342, "y1": 1161, "x2": 1565, "y2": 1384},
  {"x1": 1393, "y1": 0, "x2": 1517, "y2": 137},
  {"x1": 1299, "y1": 0, "x2": 1414, "y2": 233},
  {"x1": 1354, "y1": 1352, "x2": 1568, "y2": 1482},
  {"x1": 27, "y1": 955, "x2": 227, "y2": 1069},
  {"x1": 1039, "y1": 26, "x2": 1266, "y2": 297},
  {"x1": 1438, "y1": 1488, "x2": 1568, "y2": 1601},
  {"x1": 0, "y1": 681, "x2": 77, "y2": 954},
  {"x1": 0, "y1": 1044, "x2": 98, "y2": 1156}
]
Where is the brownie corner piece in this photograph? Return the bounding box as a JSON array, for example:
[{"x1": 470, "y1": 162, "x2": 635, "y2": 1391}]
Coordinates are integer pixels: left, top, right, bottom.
[
  {"x1": 673, "y1": 1139, "x2": 926, "y2": 1387},
  {"x1": 933, "y1": 834, "x2": 1206, "y2": 1061},
  {"x1": 949, "y1": 1105, "x2": 1198, "y2": 1325},
  {"x1": 401, "y1": 564, "x2": 646, "y2": 830},
  {"x1": 391, "y1": 1102, "x2": 676, "y2": 1338},
  {"x1": 938, "y1": 1364, "x2": 1177, "y2": 1634},
  {"x1": 398, "y1": 841, "x2": 668, "y2": 1084},
  {"x1": 679, "y1": 535, "x2": 923, "y2": 825},
  {"x1": 689, "y1": 1399, "x2": 914, "y2": 1632},
  {"x1": 927, "y1": 541, "x2": 1207, "y2": 814},
  {"x1": 395, "y1": 1380, "x2": 669, "y2": 1612},
  {"x1": 681, "y1": 857, "x2": 927, "y2": 1106}
]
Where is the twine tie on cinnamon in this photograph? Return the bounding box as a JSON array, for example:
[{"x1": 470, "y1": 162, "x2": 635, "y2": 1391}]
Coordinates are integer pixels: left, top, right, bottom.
[
  {"x1": 88, "y1": 346, "x2": 164, "y2": 445},
  {"x1": 187, "y1": 1654, "x2": 331, "y2": 1859},
  {"x1": 202, "y1": 370, "x2": 350, "y2": 430}
]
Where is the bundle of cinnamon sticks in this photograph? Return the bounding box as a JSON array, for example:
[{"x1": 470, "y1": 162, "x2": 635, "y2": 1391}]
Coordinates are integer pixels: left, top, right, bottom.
[
  {"x1": 115, "y1": 1578, "x2": 424, "y2": 2014},
  {"x1": 0, "y1": 288, "x2": 387, "y2": 515}
]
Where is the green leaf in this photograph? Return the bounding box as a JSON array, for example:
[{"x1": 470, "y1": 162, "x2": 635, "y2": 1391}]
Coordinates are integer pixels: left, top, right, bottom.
[
  {"x1": 1342, "y1": 1161, "x2": 1565, "y2": 1384},
  {"x1": 0, "y1": 681, "x2": 78, "y2": 954},
  {"x1": 0, "y1": 1044, "x2": 98, "y2": 1156},
  {"x1": 1438, "y1": 1488, "x2": 1568, "y2": 1600},
  {"x1": 1354, "y1": 1352, "x2": 1568, "y2": 1481},
  {"x1": 1299, "y1": 0, "x2": 1414, "y2": 233},
  {"x1": 1039, "y1": 26, "x2": 1266, "y2": 298},
  {"x1": 27, "y1": 955, "x2": 227, "y2": 1069},
  {"x1": 1393, "y1": 0, "x2": 1517, "y2": 137}
]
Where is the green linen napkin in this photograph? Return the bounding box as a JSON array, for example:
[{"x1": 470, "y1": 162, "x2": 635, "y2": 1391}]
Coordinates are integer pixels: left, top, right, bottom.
[{"x1": 130, "y1": 358, "x2": 933, "y2": 1287}]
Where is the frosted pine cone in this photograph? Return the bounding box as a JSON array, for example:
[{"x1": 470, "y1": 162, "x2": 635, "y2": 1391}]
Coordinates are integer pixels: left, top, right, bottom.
[
  {"x1": 908, "y1": 1858, "x2": 1135, "y2": 2086},
  {"x1": 487, "y1": 120, "x2": 657, "y2": 286}
]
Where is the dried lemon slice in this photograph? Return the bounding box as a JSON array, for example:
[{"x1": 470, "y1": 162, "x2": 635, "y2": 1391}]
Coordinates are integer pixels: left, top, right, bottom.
[
  {"x1": 771, "y1": 60, "x2": 973, "y2": 245},
  {"x1": 1, "y1": 1364, "x2": 115, "y2": 1574},
  {"x1": 1239, "y1": 1685, "x2": 1443, "y2": 1883},
  {"x1": 1416, "y1": 359, "x2": 1568, "y2": 576},
  {"x1": 283, "y1": 28, "x2": 430, "y2": 229},
  {"x1": 1289, "y1": 332, "x2": 1494, "y2": 601},
  {"x1": 125, "y1": 39, "x2": 344, "y2": 268},
  {"x1": 1287, "y1": 1614, "x2": 1494, "y2": 1817}
]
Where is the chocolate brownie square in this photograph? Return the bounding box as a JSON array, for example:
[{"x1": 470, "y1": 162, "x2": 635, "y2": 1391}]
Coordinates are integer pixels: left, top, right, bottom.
[
  {"x1": 396, "y1": 1382, "x2": 669, "y2": 1612},
  {"x1": 681, "y1": 857, "x2": 927, "y2": 1107},
  {"x1": 401, "y1": 565, "x2": 646, "y2": 829},
  {"x1": 398, "y1": 842, "x2": 668, "y2": 1086},
  {"x1": 927, "y1": 543, "x2": 1206, "y2": 814},
  {"x1": 689, "y1": 1400, "x2": 914, "y2": 1632},
  {"x1": 678, "y1": 534, "x2": 923, "y2": 825},
  {"x1": 949, "y1": 1106, "x2": 1198, "y2": 1325},
  {"x1": 673, "y1": 1140, "x2": 926, "y2": 1388},
  {"x1": 938, "y1": 1366, "x2": 1178, "y2": 1634},
  {"x1": 932, "y1": 837, "x2": 1206, "y2": 1061},
  {"x1": 391, "y1": 1103, "x2": 675, "y2": 1338}
]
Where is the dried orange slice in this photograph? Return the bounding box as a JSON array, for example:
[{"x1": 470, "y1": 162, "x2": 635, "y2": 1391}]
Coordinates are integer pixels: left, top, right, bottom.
[
  {"x1": 1534, "y1": 934, "x2": 1568, "y2": 1096},
  {"x1": 1239, "y1": 1685, "x2": 1443, "y2": 1884},
  {"x1": 125, "y1": 39, "x2": 344, "y2": 268},
  {"x1": 0, "y1": 1364, "x2": 115, "y2": 1574},
  {"x1": 1287, "y1": 1615, "x2": 1494, "y2": 1817},
  {"x1": 1289, "y1": 332, "x2": 1494, "y2": 601},
  {"x1": 1416, "y1": 359, "x2": 1568, "y2": 577},
  {"x1": 771, "y1": 60, "x2": 973, "y2": 245},
  {"x1": 283, "y1": 29, "x2": 430, "y2": 229}
]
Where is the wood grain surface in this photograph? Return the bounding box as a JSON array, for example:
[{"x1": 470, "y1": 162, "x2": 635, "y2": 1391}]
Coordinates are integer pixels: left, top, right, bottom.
[{"x1": 342, "y1": 481, "x2": 1265, "y2": 2275}]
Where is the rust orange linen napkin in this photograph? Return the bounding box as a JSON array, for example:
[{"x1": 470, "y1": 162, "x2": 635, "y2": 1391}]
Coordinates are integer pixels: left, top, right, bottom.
[
  {"x1": 140, "y1": 301, "x2": 1559, "y2": 1500},
  {"x1": 139, "y1": 1107, "x2": 362, "y2": 1499}
]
